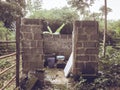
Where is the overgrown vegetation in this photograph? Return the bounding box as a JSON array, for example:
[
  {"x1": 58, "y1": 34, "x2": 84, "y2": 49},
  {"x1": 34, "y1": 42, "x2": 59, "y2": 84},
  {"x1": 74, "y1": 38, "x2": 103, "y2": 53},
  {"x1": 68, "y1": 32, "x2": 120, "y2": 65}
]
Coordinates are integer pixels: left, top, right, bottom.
[
  {"x1": 0, "y1": 21, "x2": 15, "y2": 55},
  {"x1": 43, "y1": 23, "x2": 65, "y2": 34},
  {"x1": 0, "y1": 56, "x2": 16, "y2": 89},
  {"x1": 73, "y1": 46, "x2": 120, "y2": 90},
  {"x1": 29, "y1": 7, "x2": 79, "y2": 34},
  {"x1": 29, "y1": 7, "x2": 79, "y2": 23},
  {"x1": 0, "y1": 0, "x2": 26, "y2": 29},
  {"x1": 0, "y1": 21, "x2": 15, "y2": 40}
]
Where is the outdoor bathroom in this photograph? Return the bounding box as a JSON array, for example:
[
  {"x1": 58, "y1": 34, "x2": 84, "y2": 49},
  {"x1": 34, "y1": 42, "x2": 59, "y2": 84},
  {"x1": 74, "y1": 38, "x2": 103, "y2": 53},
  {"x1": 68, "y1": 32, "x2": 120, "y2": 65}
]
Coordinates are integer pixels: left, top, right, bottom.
[
  {"x1": 1, "y1": 0, "x2": 120, "y2": 90},
  {"x1": 20, "y1": 18, "x2": 73, "y2": 89},
  {"x1": 19, "y1": 18, "x2": 99, "y2": 89}
]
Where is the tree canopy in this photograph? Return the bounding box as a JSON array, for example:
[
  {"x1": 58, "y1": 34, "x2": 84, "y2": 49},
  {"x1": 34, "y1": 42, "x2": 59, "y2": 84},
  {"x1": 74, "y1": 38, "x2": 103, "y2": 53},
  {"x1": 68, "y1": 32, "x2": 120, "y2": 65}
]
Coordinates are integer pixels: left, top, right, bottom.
[
  {"x1": 26, "y1": 0, "x2": 42, "y2": 14},
  {"x1": 0, "y1": 0, "x2": 26, "y2": 29},
  {"x1": 29, "y1": 7, "x2": 79, "y2": 34},
  {"x1": 30, "y1": 7, "x2": 79, "y2": 23},
  {"x1": 67, "y1": 0, "x2": 95, "y2": 17}
]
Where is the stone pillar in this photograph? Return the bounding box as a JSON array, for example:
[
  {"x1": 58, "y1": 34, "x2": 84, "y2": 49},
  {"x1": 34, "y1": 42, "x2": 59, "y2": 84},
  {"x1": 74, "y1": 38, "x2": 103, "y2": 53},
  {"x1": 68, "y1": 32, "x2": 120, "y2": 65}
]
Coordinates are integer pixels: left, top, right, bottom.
[
  {"x1": 72, "y1": 21, "x2": 99, "y2": 77},
  {"x1": 20, "y1": 19, "x2": 44, "y2": 81}
]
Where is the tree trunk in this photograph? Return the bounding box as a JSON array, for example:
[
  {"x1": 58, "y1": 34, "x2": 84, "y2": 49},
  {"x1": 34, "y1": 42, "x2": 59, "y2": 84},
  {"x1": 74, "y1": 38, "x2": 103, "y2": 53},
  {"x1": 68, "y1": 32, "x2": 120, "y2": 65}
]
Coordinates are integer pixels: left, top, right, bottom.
[{"x1": 102, "y1": 0, "x2": 107, "y2": 57}]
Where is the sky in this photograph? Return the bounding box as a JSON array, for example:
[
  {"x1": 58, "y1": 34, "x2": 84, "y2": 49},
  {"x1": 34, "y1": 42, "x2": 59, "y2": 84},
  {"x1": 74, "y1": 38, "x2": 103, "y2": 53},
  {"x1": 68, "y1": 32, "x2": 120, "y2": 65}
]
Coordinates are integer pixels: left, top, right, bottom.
[{"x1": 42, "y1": 0, "x2": 120, "y2": 20}]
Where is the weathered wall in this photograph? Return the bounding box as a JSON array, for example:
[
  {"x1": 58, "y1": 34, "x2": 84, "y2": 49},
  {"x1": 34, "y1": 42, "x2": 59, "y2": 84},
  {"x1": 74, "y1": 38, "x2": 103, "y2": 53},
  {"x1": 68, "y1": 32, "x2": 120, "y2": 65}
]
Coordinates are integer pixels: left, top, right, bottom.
[
  {"x1": 20, "y1": 19, "x2": 44, "y2": 81},
  {"x1": 43, "y1": 34, "x2": 72, "y2": 59},
  {"x1": 72, "y1": 21, "x2": 99, "y2": 76},
  {"x1": 20, "y1": 19, "x2": 99, "y2": 79}
]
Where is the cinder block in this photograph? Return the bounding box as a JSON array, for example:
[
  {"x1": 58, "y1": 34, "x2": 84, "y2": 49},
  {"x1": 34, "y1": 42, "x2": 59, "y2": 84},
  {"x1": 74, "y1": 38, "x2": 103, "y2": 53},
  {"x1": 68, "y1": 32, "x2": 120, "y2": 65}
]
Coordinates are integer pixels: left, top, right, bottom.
[
  {"x1": 83, "y1": 42, "x2": 99, "y2": 47},
  {"x1": 67, "y1": 35, "x2": 72, "y2": 39},
  {"x1": 74, "y1": 21, "x2": 98, "y2": 27},
  {"x1": 34, "y1": 33, "x2": 42, "y2": 40},
  {"x1": 76, "y1": 55, "x2": 89, "y2": 61},
  {"x1": 36, "y1": 41, "x2": 43, "y2": 47},
  {"x1": 22, "y1": 18, "x2": 44, "y2": 25},
  {"x1": 77, "y1": 35, "x2": 88, "y2": 41},
  {"x1": 89, "y1": 55, "x2": 98, "y2": 61},
  {"x1": 31, "y1": 40, "x2": 37, "y2": 47},
  {"x1": 85, "y1": 48, "x2": 99, "y2": 55},
  {"x1": 75, "y1": 61, "x2": 98, "y2": 75},
  {"x1": 76, "y1": 48, "x2": 85, "y2": 54},
  {"x1": 82, "y1": 62, "x2": 98, "y2": 74},
  {"x1": 53, "y1": 35, "x2": 60, "y2": 38},
  {"x1": 76, "y1": 42, "x2": 82, "y2": 47},
  {"x1": 31, "y1": 25, "x2": 43, "y2": 33},
  {"x1": 75, "y1": 62, "x2": 84, "y2": 73},
  {"x1": 21, "y1": 40, "x2": 31, "y2": 47},
  {"x1": 21, "y1": 25, "x2": 32, "y2": 32},
  {"x1": 22, "y1": 48, "x2": 32, "y2": 54},
  {"x1": 84, "y1": 27, "x2": 98, "y2": 34},
  {"x1": 77, "y1": 27, "x2": 85, "y2": 34},
  {"x1": 91, "y1": 34, "x2": 99, "y2": 41},
  {"x1": 61, "y1": 35, "x2": 67, "y2": 39},
  {"x1": 23, "y1": 32, "x2": 33, "y2": 40}
]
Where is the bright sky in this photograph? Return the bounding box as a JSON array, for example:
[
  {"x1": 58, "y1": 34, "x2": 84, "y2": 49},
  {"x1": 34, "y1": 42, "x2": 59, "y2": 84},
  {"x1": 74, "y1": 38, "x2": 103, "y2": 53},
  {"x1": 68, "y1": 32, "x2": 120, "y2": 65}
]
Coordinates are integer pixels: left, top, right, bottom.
[
  {"x1": 42, "y1": 0, "x2": 120, "y2": 20},
  {"x1": 42, "y1": 0, "x2": 68, "y2": 9},
  {"x1": 91, "y1": 0, "x2": 120, "y2": 20}
]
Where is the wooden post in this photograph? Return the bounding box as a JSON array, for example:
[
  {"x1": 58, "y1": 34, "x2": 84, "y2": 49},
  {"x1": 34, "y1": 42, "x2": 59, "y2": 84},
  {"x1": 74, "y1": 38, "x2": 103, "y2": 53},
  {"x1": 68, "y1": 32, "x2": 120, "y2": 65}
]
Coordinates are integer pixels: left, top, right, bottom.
[{"x1": 16, "y1": 17, "x2": 21, "y2": 87}]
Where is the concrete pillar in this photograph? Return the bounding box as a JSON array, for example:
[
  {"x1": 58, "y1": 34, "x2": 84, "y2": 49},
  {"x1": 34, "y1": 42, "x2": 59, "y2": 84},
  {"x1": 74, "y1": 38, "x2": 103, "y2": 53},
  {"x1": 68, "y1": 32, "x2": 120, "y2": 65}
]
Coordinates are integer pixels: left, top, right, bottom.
[
  {"x1": 72, "y1": 21, "x2": 99, "y2": 77},
  {"x1": 20, "y1": 18, "x2": 44, "y2": 82}
]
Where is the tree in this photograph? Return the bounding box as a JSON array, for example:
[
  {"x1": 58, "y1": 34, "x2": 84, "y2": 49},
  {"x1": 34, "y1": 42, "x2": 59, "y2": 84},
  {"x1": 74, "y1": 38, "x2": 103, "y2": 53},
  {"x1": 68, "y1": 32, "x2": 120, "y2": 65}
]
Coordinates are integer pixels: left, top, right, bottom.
[
  {"x1": 111, "y1": 20, "x2": 120, "y2": 36},
  {"x1": 0, "y1": 21, "x2": 13, "y2": 40},
  {"x1": 26, "y1": 0, "x2": 42, "y2": 16},
  {"x1": 99, "y1": 5, "x2": 112, "y2": 20},
  {"x1": 0, "y1": 0, "x2": 26, "y2": 29},
  {"x1": 67, "y1": 0, "x2": 95, "y2": 19},
  {"x1": 29, "y1": 7, "x2": 79, "y2": 34},
  {"x1": 102, "y1": 0, "x2": 112, "y2": 57},
  {"x1": 30, "y1": 7, "x2": 79, "y2": 23},
  {"x1": 90, "y1": 12, "x2": 101, "y2": 20},
  {"x1": 33, "y1": 0, "x2": 42, "y2": 11}
]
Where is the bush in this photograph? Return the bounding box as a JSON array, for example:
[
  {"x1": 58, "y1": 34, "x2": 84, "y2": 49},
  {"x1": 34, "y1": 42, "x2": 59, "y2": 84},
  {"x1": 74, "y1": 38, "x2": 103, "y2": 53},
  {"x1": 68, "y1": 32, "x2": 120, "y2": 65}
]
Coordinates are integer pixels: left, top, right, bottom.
[{"x1": 74, "y1": 46, "x2": 120, "y2": 90}]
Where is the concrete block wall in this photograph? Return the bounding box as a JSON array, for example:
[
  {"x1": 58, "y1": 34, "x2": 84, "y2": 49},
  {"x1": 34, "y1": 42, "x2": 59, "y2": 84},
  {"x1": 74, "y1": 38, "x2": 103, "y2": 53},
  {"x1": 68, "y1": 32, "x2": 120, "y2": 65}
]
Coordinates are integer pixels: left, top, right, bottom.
[
  {"x1": 20, "y1": 19, "x2": 99, "y2": 80},
  {"x1": 72, "y1": 21, "x2": 99, "y2": 76},
  {"x1": 20, "y1": 19, "x2": 44, "y2": 81},
  {"x1": 43, "y1": 34, "x2": 72, "y2": 59}
]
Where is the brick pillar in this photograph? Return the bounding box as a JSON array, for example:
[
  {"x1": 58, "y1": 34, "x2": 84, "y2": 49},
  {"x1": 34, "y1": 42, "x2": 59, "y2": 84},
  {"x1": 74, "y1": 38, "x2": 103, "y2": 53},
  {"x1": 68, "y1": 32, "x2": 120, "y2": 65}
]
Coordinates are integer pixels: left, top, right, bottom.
[
  {"x1": 72, "y1": 21, "x2": 99, "y2": 77},
  {"x1": 20, "y1": 19, "x2": 44, "y2": 81}
]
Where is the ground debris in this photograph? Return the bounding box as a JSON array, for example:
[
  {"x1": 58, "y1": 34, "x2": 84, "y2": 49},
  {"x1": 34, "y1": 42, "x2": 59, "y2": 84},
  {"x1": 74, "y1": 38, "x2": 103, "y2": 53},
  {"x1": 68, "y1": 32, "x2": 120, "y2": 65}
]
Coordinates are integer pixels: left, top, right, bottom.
[{"x1": 44, "y1": 68, "x2": 69, "y2": 90}]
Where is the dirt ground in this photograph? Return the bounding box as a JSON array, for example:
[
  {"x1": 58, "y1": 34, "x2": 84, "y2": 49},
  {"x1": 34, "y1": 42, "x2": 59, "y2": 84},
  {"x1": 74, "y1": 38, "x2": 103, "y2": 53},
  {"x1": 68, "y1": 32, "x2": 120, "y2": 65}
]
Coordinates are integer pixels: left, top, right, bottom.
[{"x1": 43, "y1": 68, "x2": 70, "y2": 90}]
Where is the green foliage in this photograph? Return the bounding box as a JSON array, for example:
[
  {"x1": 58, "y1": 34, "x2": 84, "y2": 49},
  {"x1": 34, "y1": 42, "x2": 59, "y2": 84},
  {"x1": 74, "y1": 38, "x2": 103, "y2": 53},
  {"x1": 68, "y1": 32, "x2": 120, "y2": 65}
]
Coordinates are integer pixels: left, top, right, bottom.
[
  {"x1": 74, "y1": 46, "x2": 120, "y2": 90},
  {"x1": 29, "y1": 7, "x2": 79, "y2": 23},
  {"x1": 67, "y1": 0, "x2": 95, "y2": 20},
  {"x1": 54, "y1": 23, "x2": 65, "y2": 34},
  {"x1": 0, "y1": 71, "x2": 15, "y2": 88},
  {"x1": 0, "y1": 60, "x2": 11, "y2": 69},
  {"x1": 0, "y1": 57, "x2": 15, "y2": 88},
  {"x1": 0, "y1": 0, "x2": 26, "y2": 28},
  {"x1": 0, "y1": 21, "x2": 15, "y2": 40},
  {"x1": 0, "y1": 21, "x2": 15, "y2": 55},
  {"x1": 67, "y1": 0, "x2": 94, "y2": 11},
  {"x1": 46, "y1": 26, "x2": 53, "y2": 34},
  {"x1": 29, "y1": 7, "x2": 78, "y2": 34},
  {"x1": 99, "y1": 6, "x2": 112, "y2": 16},
  {"x1": 0, "y1": 21, "x2": 8, "y2": 40},
  {"x1": 98, "y1": 20, "x2": 120, "y2": 40},
  {"x1": 44, "y1": 23, "x2": 65, "y2": 34},
  {"x1": 26, "y1": 0, "x2": 42, "y2": 14},
  {"x1": 112, "y1": 20, "x2": 120, "y2": 36},
  {"x1": 99, "y1": 20, "x2": 120, "y2": 38}
]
